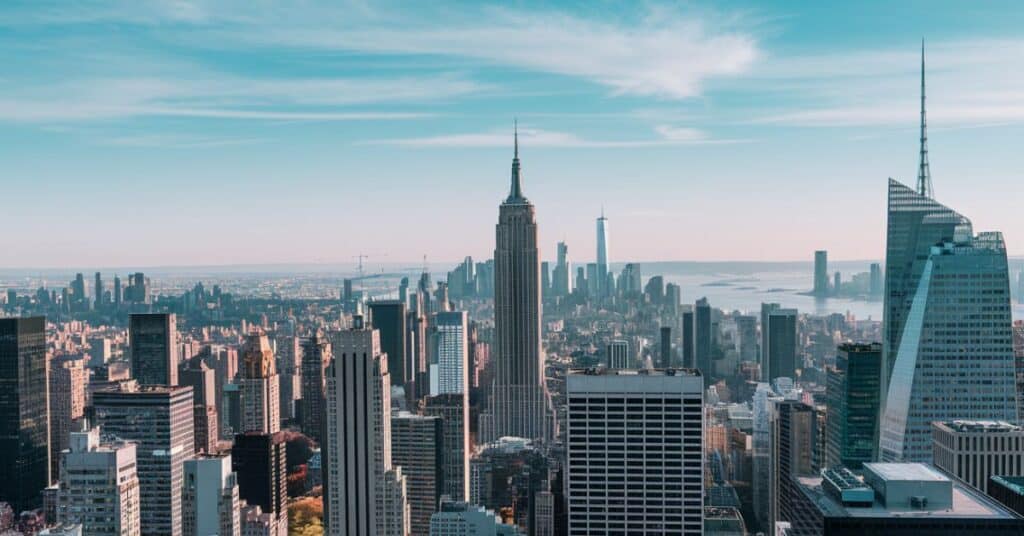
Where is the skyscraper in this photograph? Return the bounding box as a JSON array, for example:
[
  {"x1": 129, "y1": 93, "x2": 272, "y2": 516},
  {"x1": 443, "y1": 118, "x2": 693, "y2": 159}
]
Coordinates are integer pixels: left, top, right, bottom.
[
  {"x1": 694, "y1": 298, "x2": 712, "y2": 385},
  {"x1": 596, "y1": 208, "x2": 609, "y2": 296},
  {"x1": 369, "y1": 300, "x2": 409, "y2": 391},
  {"x1": 57, "y1": 428, "x2": 140, "y2": 536},
  {"x1": 566, "y1": 368, "x2": 704, "y2": 534},
  {"x1": 880, "y1": 218, "x2": 1018, "y2": 462},
  {"x1": 0, "y1": 316, "x2": 50, "y2": 512},
  {"x1": 93, "y1": 385, "x2": 195, "y2": 536},
  {"x1": 423, "y1": 394, "x2": 469, "y2": 502},
  {"x1": 180, "y1": 360, "x2": 219, "y2": 454},
  {"x1": 240, "y1": 332, "x2": 281, "y2": 435},
  {"x1": 299, "y1": 333, "x2": 331, "y2": 444},
  {"x1": 129, "y1": 313, "x2": 178, "y2": 386},
  {"x1": 231, "y1": 433, "x2": 287, "y2": 536},
  {"x1": 770, "y1": 400, "x2": 816, "y2": 531},
  {"x1": 183, "y1": 454, "x2": 240, "y2": 536},
  {"x1": 764, "y1": 308, "x2": 798, "y2": 384},
  {"x1": 430, "y1": 311, "x2": 468, "y2": 396},
  {"x1": 814, "y1": 250, "x2": 829, "y2": 296},
  {"x1": 553, "y1": 241, "x2": 571, "y2": 298},
  {"x1": 606, "y1": 339, "x2": 629, "y2": 369},
  {"x1": 660, "y1": 326, "x2": 672, "y2": 368},
  {"x1": 489, "y1": 126, "x2": 552, "y2": 443},
  {"x1": 324, "y1": 322, "x2": 409, "y2": 535},
  {"x1": 391, "y1": 412, "x2": 443, "y2": 536},
  {"x1": 681, "y1": 307, "x2": 694, "y2": 369},
  {"x1": 49, "y1": 356, "x2": 85, "y2": 479},
  {"x1": 93, "y1": 272, "x2": 103, "y2": 310},
  {"x1": 826, "y1": 342, "x2": 881, "y2": 468},
  {"x1": 112, "y1": 275, "x2": 122, "y2": 309}
]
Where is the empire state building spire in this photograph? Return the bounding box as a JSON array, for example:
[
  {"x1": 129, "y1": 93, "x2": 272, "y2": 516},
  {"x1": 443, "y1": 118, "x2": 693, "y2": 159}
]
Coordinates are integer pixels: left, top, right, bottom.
[
  {"x1": 507, "y1": 120, "x2": 527, "y2": 203},
  {"x1": 917, "y1": 40, "x2": 934, "y2": 198}
]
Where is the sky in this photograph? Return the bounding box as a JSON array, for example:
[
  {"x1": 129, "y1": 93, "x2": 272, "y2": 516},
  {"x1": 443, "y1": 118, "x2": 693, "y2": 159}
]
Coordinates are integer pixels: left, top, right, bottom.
[{"x1": 2, "y1": 0, "x2": 1023, "y2": 269}]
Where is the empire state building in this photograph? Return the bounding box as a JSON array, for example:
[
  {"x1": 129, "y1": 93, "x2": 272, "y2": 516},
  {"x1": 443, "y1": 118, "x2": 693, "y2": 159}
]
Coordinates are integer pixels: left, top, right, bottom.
[{"x1": 489, "y1": 127, "x2": 552, "y2": 443}]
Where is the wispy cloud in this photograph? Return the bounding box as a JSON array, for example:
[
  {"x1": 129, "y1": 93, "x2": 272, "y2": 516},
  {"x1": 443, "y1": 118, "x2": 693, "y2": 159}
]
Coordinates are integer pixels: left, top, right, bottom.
[{"x1": 366, "y1": 125, "x2": 744, "y2": 148}]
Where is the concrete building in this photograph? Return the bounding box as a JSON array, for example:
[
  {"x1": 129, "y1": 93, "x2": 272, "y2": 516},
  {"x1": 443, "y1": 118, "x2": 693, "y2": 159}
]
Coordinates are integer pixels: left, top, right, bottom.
[
  {"x1": 180, "y1": 361, "x2": 219, "y2": 454},
  {"x1": 240, "y1": 332, "x2": 281, "y2": 435},
  {"x1": 93, "y1": 385, "x2": 195, "y2": 536},
  {"x1": 606, "y1": 339, "x2": 629, "y2": 369},
  {"x1": 299, "y1": 333, "x2": 330, "y2": 444},
  {"x1": 129, "y1": 313, "x2": 178, "y2": 386},
  {"x1": 423, "y1": 394, "x2": 469, "y2": 501},
  {"x1": 932, "y1": 420, "x2": 1024, "y2": 494},
  {"x1": 57, "y1": 428, "x2": 140, "y2": 536},
  {"x1": 0, "y1": 316, "x2": 50, "y2": 511},
  {"x1": 771, "y1": 399, "x2": 817, "y2": 533},
  {"x1": 324, "y1": 321, "x2": 409, "y2": 535},
  {"x1": 566, "y1": 368, "x2": 704, "y2": 535},
  {"x1": 49, "y1": 356, "x2": 86, "y2": 478},
  {"x1": 428, "y1": 502, "x2": 520, "y2": 535},
  {"x1": 183, "y1": 454, "x2": 240, "y2": 536},
  {"x1": 430, "y1": 311, "x2": 468, "y2": 396},
  {"x1": 391, "y1": 412, "x2": 444, "y2": 536}
]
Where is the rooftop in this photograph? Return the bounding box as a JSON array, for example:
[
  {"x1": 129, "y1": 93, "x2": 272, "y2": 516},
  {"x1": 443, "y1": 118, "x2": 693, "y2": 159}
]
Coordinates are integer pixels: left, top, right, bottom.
[
  {"x1": 935, "y1": 420, "x2": 1023, "y2": 434},
  {"x1": 864, "y1": 462, "x2": 948, "y2": 483},
  {"x1": 568, "y1": 367, "x2": 701, "y2": 377}
]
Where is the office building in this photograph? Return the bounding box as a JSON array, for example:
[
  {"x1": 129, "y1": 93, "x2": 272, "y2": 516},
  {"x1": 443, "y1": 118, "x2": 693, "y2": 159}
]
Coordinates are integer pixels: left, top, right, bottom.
[
  {"x1": 660, "y1": 326, "x2": 672, "y2": 368},
  {"x1": 57, "y1": 428, "x2": 140, "y2": 536},
  {"x1": 232, "y1": 433, "x2": 287, "y2": 536},
  {"x1": 369, "y1": 300, "x2": 410, "y2": 390},
  {"x1": 681, "y1": 307, "x2": 694, "y2": 369},
  {"x1": 763, "y1": 308, "x2": 797, "y2": 384},
  {"x1": 931, "y1": 420, "x2": 1024, "y2": 494},
  {"x1": 180, "y1": 360, "x2": 219, "y2": 454},
  {"x1": 299, "y1": 333, "x2": 331, "y2": 444},
  {"x1": 423, "y1": 394, "x2": 469, "y2": 502},
  {"x1": 183, "y1": 455, "x2": 240, "y2": 536},
  {"x1": 826, "y1": 343, "x2": 881, "y2": 468},
  {"x1": 596, "y1": 209, "x2": 609, "y2": 296},
  {"x1": 813, "y1": 251, "x2": 829, "y2": 296},
  {"x1": 606, "y1": 339, "x2": 629, "y2": 369},
  {"x1": 771, "y1": 400, "x2": 816, "y2": 532},
  {"x1": 0, "y1": 316, "x2": 50, "y2": 512},
  {"x1": 566, "y1": 368, "x2": 704, "y2": 535},
  {"x1": 428, "y1": 502, "x2": 519, "y2": 535},
  {"x1": 553, "y1": 241, "x2": 572, "y2": 298},
  {"x1": 869, "y1": 263, "x2": 883, "y2": 297},
  {"x1": 240, "y1": 332, "x2": 281, "y2": 434},
  {"x1": 694, "y1": 298, "x2": 712, "y2": 385},
  {"x1": 49, "y1": 356, "x2": 86, "y2": 479},
  {"x1": 880, "y1": 207, "x2": 1018, "y2": 462},
  {"x1": 788, "y1": 463, "x2": 1024, "y2": 534},
  {"x1": 430, "y1": 311, "x2": 468, "y2": 396},
  {"x1": 129, "y1": 313, "x2": 178, "y2": 386},
  {"x1": 324, "y1": 322, "x2": 409, "y2": 536},
  {"x1": 93, "y1": 385, "x2": 195, "y2": 536},
  {"x1": 392, "y1": 412, "x2": 444, "y2": 536},
  {"x1": 989, "y1": 476, "x2": 1024, "y2": 516},
  {"x1": 488, "y1": 128, "x2": 552, "y2": 443},
  {"x1": 469, "y1": 437, "x2": 552, "y2": 534}
]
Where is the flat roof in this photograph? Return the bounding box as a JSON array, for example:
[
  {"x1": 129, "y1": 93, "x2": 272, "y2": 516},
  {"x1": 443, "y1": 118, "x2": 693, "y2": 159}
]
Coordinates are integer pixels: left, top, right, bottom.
[
  {"x1": 567, "y1": 367, "x2": 701, "y2": 377},
  {"x1": 935, "y1": 420, "x2": 1023, "y2": 433},
  {"x1": 864, "y1": 462, "x2": 948, "y2": 483}
]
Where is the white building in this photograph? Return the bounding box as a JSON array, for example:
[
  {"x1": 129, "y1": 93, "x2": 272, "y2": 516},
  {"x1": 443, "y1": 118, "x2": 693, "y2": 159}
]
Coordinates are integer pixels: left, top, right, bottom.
[
  {"x1": 183, "y1": 454, "x2": 241, "y2": 536},
  {"x1": 430, "y1": 311, "x2": 468, "y2": 396},
  {"x1": 429, "y1": 502, "x2": 520, "y2": 535},
  {"x1": 57, "y1": 428, "x2": 140, "y2": 536},
  {"x1": 606, "y1": 340, "x2": 630, "y2": 369},
  {"x1": 325, "y1": 319, "x2": 409, "y2": 536},
  {"x1": 932, "y1": 420, "x2": 1024, "y2": 494},
  {"x1": 566, "y1": 368, "x2": 704, "y2": 535}
]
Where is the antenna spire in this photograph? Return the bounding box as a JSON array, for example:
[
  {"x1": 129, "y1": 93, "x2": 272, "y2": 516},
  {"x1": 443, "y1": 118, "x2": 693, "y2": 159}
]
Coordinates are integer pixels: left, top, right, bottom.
[
  {"x1": 507, "y1": 118, "x2": 525, "y2": 202},
  {"x1": 917, "y1": 39, "x2": 934, "y2": 198}
]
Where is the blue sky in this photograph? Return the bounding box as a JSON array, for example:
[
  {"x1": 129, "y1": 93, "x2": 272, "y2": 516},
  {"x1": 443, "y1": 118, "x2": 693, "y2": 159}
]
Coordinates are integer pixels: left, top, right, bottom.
[{"x1": 2, "y1": 0, "x2": 1023, "y2": 268}]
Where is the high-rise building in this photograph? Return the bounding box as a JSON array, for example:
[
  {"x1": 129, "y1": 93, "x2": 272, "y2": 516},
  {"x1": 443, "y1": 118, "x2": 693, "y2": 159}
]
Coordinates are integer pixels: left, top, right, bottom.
[
  {"x1": 880, "y1": 197, "x2": 1018, "y2": 462},
  {"x1": 129, "y1": 313, "x2": 178, "y2": 386},
  {"x1": 489, "y1": 128, "x2": 552, "y2": 443},
  {"x1": 764, "y1": 308, "x2": 798, "y2": 384},
  {"x1": 736, "y1": 315, "x2": 758, "y2": 363},
  {"x1": 681, "y1": 307, "x2": 694, "y2": 369},
  {"x1": 694, "y1": 298, "x2": 712, "y2": 385},
  {"x1": 49, "y1": 356, "x2": 85, "y2": 479},
  {"x1": 57, "y1": 428, "x2": 140, "y2": 536},
  {"x1": 770, "y1": 400, "x2": 816, "y2": 531},
  {"x1": 596, "y1": 208, "x2": 609, "y2": 296},
  {"x1": 931, "y1": 420, "x2": 1024, "y2": 494},
  {"x1": 606, "y1": 339, "x2": 629, "y2": 369},
  {"x1": 180, "y1": 360, "x2": 219, "y2": 454},
  {"x1": 869, "y1": 263, "x2": 883, "y2": 298},
  {"x1": 93, "y1": 272, "x2": 103, "y2": 310},
  {"x1": 391, "y1": 412, "x2": 444, "y2": 536},
  {"x1": 430, "y1": 311, "x2": 468, "y2": 396},
  {"x1": 660, "y1": 326, "x2": 672, "y2": 368},
  {"x1": 240, "y1": 332, "x2": 281, "y2": 435},
  {"x1": 112, "y1": 275, "x2": 122, "y2": 309},
  {"x1": 826, "y1": 343, "x2": 881, "y2": 469},
  {"x1": 0, "y1": 316, "x2": 50, "y2": 512},
  {"x1": 814, "y1": 251, "x2": 829, "y2": 296},
  {"x1": 369, "y1": 300, "x2": 409, "y2": 390},
  {"x1": 469, "y1": 437, "x2": 554, "y2": 534},
  {"x1": 324, "y1": 322, "x2": 409, "y2": 536},
  {"x1": 299, "y1": 333, "x2": 331, "y2": 444},
  {"x1": 93, "y1": 385, "x2": 195, "y2": 536},
  {"x1": 540, "y1": 261, "x2": 551, "y2": 299},
  {"x1": 566, "y1": 369, "x2": 704, "y2": 535},
  {"x1": 183, "y1": 455, "x2": 240, "y2": 536},
  {"x1": 423, "y1": 394, "x2": 469, "y2": 502},
  {"x1": 553, "y1": 241, "x2": 572, "y2": 298},
  {"x1": 429, "y1": 502, "x2": 519, "y2": 535},
  {"x1": 231, "y1": 433, "x2": 287, "y2": 536}
]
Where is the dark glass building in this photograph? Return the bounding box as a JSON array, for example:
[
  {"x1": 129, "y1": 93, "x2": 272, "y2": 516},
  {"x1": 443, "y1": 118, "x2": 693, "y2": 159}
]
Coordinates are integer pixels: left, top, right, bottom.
[
  {"x1": 826, "y1": 343, "x2": 881, "y2": 468},
  {"x1": 129, "y1": 313, "x2": 178, "y2": 386},
  {"x1": 694, "y1": 298, "x2": 712, "y2": 385},
  {"x1": 368, "y1": 300, "x2": 408, "y2": 389},
  {"x1": 0, "y1": 316, "x2": 49, "y2": 512},
  {"x1": 232, "y1": 432, "x2": 288, "y2": 531}
]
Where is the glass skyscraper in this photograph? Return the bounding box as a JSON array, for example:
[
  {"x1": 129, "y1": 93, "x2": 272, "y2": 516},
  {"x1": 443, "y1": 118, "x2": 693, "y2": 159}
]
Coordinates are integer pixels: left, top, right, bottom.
[
  {"x1": 880, "y1": 180, "x2": 1018, "y2": 462},
  {"x1": 826, "y1": 342, "x2": 881, "y2": 468}
]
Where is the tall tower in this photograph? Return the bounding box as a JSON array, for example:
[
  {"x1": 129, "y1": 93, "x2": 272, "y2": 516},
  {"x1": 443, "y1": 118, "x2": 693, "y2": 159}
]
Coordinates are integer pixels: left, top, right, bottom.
[
  {"x1": 129, "y1": 313, "x2": 179, "y2": 386},
  {"x1": 917, "y1": 40, "x2": 933, "y2": 199},
  {"x1": 240, "y1": 331, "x2": 281, "y2": 435},
  {"x1": 490, "y1": 124, "x2": 552, "y2": 443},
  {"x1": 596, "y1": 208, "x2": 609, "y2": 295}
]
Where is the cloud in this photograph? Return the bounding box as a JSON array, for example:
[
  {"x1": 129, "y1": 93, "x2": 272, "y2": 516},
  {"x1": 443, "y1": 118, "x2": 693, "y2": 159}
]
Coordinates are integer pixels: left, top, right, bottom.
[{"x1": 365, "y1": 125, "x2": 741, "y2": 148}]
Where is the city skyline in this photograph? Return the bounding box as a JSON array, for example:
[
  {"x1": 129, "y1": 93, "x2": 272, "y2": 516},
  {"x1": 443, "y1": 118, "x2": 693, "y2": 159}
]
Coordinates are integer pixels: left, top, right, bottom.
[{"x1": 3, "y1": 1, "x2": 1024, "y2": 267}]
